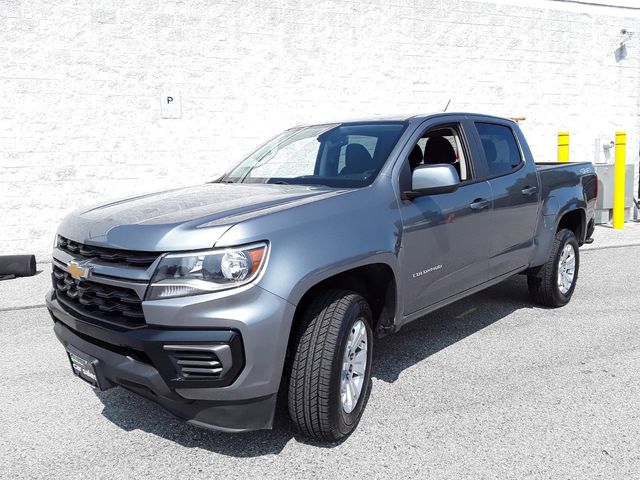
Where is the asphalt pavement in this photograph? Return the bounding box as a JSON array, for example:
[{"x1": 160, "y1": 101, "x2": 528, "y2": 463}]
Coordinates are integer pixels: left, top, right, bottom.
[{"x1": 0, "y1": 233, "x2": 639, "y2": 479}]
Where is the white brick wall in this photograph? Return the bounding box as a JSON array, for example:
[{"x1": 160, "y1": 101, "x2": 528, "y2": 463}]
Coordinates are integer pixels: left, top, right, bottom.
[{"x1": 1, "y1": 0, "x2": 639, "y2": 260}]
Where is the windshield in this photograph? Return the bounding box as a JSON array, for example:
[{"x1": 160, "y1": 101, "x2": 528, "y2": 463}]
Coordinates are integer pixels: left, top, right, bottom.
[{"x1": 220, "y1": 122, "x2": 407, "y2": 188}]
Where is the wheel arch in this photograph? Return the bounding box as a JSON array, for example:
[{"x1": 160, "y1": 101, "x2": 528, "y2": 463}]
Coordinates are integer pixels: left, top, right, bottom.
[
  {"x1": 556, "y1": 207, "x2": 586, "y2": 244},
  {"x1": 529, "y1": 205, "x2": 587, "y2": 269},
  {"x1": 290, "y1": 262, "x2": 398, "y2": 337}
]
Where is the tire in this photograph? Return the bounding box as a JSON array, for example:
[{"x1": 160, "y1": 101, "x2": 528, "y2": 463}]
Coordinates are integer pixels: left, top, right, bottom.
[
  {"x1": 527, "y1": 228, "x2": 580, "y2": 307},
  {"x1": 288, "y1": 289, "x2": 373, "y2": 441}
]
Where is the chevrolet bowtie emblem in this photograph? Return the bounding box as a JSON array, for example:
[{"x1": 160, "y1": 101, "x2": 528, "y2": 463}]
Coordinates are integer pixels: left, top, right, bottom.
[{"x1": 67, "y1": 261, "x2": 91, "y2": 280}]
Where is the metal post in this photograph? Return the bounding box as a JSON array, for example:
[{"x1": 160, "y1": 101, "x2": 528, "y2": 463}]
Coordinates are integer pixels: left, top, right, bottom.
[
  {"x1": 558, "y1": 132, "x2": 569, "y2": 162},
  {"x1": 613, "y1": 131, "x2": 626, "y2": 229}
]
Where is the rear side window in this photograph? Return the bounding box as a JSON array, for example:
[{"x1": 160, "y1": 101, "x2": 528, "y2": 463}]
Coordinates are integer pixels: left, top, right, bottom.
[{"x1": 476, "y1": 123, "x2": 522, "y2": 177}]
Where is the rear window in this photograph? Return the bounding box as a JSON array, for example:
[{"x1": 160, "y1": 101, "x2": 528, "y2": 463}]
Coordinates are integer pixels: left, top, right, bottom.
[{"x1": 476, "y1": 123, "x2": 522, "y2": 177}]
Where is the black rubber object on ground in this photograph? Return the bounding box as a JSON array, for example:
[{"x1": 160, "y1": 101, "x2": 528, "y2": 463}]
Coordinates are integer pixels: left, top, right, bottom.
[{"x1": 0, "y1": 255, "x2": 37, "y2": 277}]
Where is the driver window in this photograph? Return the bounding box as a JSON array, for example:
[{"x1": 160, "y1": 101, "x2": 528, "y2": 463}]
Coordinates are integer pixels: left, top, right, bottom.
[{"x1": 408, "y1": 126, "x2": 470, "y2": 181}]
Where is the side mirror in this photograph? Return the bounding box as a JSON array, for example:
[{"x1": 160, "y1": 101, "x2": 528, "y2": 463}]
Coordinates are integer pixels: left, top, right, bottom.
[{"x1": 405, "y1": 164, "x2": 460, "y2": 199}]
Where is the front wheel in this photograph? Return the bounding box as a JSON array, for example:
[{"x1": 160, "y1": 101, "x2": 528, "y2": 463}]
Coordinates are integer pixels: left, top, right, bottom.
[
  {"x1": 527, "y1": 228, "x2": 580, "y2": 307},
  {"x1": 287, "y1": 289, "x2": 373, "y2": 441}
]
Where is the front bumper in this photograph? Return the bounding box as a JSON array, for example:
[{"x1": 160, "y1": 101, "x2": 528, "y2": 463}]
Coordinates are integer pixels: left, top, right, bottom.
[{"x1": 47, "y1": 283, "x2": 296, "y2": 432}]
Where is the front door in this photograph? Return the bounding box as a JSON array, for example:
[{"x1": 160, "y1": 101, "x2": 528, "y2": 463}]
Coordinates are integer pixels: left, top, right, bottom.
[{"x1": 398, "y1": 123, "x2": 493, "y2": 316}]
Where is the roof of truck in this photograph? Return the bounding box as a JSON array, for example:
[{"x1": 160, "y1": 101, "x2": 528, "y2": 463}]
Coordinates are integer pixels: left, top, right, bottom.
[{"x1": 294, "y1": 112, "x2": 516, "y2": 126}]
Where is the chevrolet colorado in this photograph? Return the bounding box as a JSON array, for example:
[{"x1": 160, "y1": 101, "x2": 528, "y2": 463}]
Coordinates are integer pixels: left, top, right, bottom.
[{"x1": 48, "y1": 113, "x2": 597, "y2": 441}]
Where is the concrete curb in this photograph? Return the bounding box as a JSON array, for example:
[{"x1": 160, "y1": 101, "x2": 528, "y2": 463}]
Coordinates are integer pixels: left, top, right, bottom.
[
  {"x1": 0, "y1": 304, "x2": 47, "y2": 312},
  {"x1": 582, "y1": 242, "x2": 640, "y2": 252},
  {"x1": 0, "y1": 263, "x2": 52, "y2": 313}
]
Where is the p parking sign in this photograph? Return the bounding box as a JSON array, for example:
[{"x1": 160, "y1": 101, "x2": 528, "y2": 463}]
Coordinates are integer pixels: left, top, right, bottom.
[{"x1": 161, "y1": 90, "x2": 182, "y2": 119}]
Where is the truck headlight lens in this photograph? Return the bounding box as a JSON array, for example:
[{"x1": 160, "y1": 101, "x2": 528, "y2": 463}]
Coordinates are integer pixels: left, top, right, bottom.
[
  {"x1": 220, "y1": 251, "x2": 251, "y2": 280},
  {"x1": 146, "y1": 242, "x2": 268, "y2": 300}
]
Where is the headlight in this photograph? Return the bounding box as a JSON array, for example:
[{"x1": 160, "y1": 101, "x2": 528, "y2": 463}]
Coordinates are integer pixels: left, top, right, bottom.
[{"x1": 146, "y1": 242, "x2": 268, "y2": 300}]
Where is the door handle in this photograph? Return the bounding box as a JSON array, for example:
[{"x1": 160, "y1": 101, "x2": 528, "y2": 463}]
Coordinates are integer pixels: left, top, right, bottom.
[
  {"x1": 470, "y1": 198, "x2": 491, "y2": 210},
  {"x1": 521, "y1": 186, "x2": 538, "y2": 196}
]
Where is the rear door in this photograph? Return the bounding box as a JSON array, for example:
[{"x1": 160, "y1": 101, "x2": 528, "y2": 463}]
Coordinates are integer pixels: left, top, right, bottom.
[
  {"x1": 398, "y1": 119, "x2": 493, "y2": 315},
  {"x1": 473, "y1": 120, "x2": 540, "y2": 277}
]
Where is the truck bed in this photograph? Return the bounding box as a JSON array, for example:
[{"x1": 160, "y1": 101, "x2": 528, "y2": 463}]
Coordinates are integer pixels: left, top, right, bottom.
[
  {"x1": 535, "y1": 162, "x2": 597, "y2": 199},
  {"x1": 535, "y1": 161, "x2": 593, "y2": 172},
  {"x1": 534, "y1": 162, "x2": 597, "y2": 239}
]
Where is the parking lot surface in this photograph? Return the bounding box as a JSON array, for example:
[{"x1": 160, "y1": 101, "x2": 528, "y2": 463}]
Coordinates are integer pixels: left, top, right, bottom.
[{"x1": 1, "y1": 245, "x2": 639, "y2": 479}]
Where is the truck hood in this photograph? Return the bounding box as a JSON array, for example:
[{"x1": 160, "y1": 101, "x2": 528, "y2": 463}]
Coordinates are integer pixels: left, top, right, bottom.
[{"x1": 58, "y1": 183, "x2": 343, "y2": 252}]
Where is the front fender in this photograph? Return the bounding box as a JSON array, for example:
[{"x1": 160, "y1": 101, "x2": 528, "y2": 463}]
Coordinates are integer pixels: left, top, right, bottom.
[{"x1": 214, "y1": 182, "x2": 403, "y2": 306}]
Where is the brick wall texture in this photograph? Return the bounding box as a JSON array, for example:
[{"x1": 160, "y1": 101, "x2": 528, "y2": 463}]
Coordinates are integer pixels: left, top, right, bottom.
[{"x1": 1, "y1": 0, "x2": 640, "y2": 259}]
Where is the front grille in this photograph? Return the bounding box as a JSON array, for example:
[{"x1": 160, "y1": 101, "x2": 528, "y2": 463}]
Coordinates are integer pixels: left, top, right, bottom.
[
  {"x1": 57, "y1": 236, "x2": 159, "y2": 268},
  {"x1": 52, "y1": 266, "x2": 146, "y2": 328},
  {"x1": 163, "y1": 345, "x2": 229, "y2": 379}
]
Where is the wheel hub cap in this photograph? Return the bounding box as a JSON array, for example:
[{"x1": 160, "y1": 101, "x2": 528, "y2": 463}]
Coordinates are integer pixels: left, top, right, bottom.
[
  {"x1": 341, "y1": 319, "x2": 368, "y2": 414},
  {"x1": 557, "y1": 243, "x2": 576, "y2": 295}
]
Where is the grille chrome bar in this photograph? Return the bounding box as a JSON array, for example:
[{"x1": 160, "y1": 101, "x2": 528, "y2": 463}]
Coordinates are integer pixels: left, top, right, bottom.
[
  {"x1": 57, "y1": 236, "x2": 159, "y2": 268},
  {"x1": 163, "y1": 345, "x2": 222, "y2": 352},
  {"x1": 176, "y1": 359, "x2": 222, "y2": 367},
  {"x1": 181, "y1": 367, "x2": 224, "y2": 375}
]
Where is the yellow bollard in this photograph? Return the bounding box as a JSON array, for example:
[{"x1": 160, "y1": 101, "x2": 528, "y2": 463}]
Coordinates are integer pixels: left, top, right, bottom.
[
  {"x1": 612, "y1": 131, "x2": 626, "y2": 230},
  {"x1": 557, "y1": 132, "x2": 569, "y2": 162}
]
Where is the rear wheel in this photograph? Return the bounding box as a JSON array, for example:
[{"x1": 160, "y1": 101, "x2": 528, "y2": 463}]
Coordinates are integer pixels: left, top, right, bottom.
[
  {"x1": 527, "y1": 228, "x2": 579, "y2": 307},
  {"x1": 287, "y1": 289, "x2": 373, "y2": 441}
]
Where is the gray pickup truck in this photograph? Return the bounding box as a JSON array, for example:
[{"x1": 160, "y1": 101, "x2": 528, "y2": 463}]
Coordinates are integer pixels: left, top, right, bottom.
[{"x1": 48, "y1": 113, "x2": 597, "y2": 441}]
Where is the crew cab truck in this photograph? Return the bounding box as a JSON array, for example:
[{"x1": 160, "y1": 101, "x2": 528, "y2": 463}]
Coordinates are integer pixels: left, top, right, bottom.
[{"x1": 48, "y1": 113, "x2": 597, "y2": 441}]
